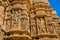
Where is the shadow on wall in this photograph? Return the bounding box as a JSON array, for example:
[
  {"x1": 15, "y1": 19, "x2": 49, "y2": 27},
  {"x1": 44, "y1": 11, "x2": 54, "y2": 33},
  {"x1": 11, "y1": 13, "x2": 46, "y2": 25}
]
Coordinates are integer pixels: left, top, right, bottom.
[{"x1": 48, "y1": 0, "x2": 60, "y2": 18}]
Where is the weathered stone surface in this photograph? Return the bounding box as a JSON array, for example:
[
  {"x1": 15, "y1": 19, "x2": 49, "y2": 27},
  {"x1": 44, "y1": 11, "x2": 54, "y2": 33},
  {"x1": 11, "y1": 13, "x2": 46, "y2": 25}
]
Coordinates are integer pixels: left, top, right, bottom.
[{"x1": 0, "y1": 0, "x2": 60, "y2": 40}]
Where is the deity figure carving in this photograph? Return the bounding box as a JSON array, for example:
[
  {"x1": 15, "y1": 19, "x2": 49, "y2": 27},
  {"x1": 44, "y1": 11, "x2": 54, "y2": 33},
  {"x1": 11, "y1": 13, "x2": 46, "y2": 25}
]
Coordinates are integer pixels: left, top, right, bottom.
[
  {"x1": 30, "y1": 12, "x2": 37, "y2": 36},
  {"x1": 21, "y1": 10, "x2": 30, "y2": 32},
  {"x1": 45, "y1": 17, "x2": 56, "y2": 34},
  {"x1": 47, "y1": 24, "x2": 55, "y2": 33},
  {"x1": 37, "y1": 18, "x2": 46, "y2": 34},
  {"x1": 31, "y1": 25, "x2": 37, "y2": 36}
]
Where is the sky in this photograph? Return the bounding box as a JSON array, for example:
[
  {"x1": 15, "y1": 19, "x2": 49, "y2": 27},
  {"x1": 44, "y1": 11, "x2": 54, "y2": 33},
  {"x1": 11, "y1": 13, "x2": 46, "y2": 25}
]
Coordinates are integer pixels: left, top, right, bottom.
[{"x1": 48, "y1": 0, "x2": 60, "y2": 18}]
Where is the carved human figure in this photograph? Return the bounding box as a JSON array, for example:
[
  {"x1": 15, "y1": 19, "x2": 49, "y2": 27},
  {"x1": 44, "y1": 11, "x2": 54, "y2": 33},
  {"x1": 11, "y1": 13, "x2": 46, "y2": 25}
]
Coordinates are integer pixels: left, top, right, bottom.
[
  {"x1": 11, "y1": 10, "x2": 21, "y2": 29},
  {"x1": 31, "y1": 25, "x2": 37, "y2": 36},
  {"x1": 40, "y1": 18, "x2": 46, "y2": 32},
  {"x1": 47, "y1": 24, "x2": 55, "y2": 34},
  {"x1": 46, "y1": 18, "x2": 55, "y2": 33},
  {"x1": 21, "y1": 10, "x2": 29, "y2": 32},
  {"x1": 17, "y1": 10, "x2": 21, "y2": 29},
  {"x1": 37, "y1": 18, "x2": 46, "y2": 34}
]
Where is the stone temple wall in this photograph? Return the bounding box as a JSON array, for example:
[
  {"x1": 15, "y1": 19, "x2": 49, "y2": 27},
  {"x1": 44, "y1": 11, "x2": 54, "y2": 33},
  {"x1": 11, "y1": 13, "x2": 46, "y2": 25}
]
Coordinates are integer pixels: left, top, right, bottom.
[{"x1": 0, "y1": 0, "x2": 60, "y2": 40}]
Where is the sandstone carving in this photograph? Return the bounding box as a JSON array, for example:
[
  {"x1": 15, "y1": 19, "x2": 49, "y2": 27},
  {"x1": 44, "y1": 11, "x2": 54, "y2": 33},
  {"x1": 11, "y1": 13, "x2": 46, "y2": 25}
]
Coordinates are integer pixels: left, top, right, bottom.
[{"x1": 0, "y1": 0, "x2": 60, "y2": 40}]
